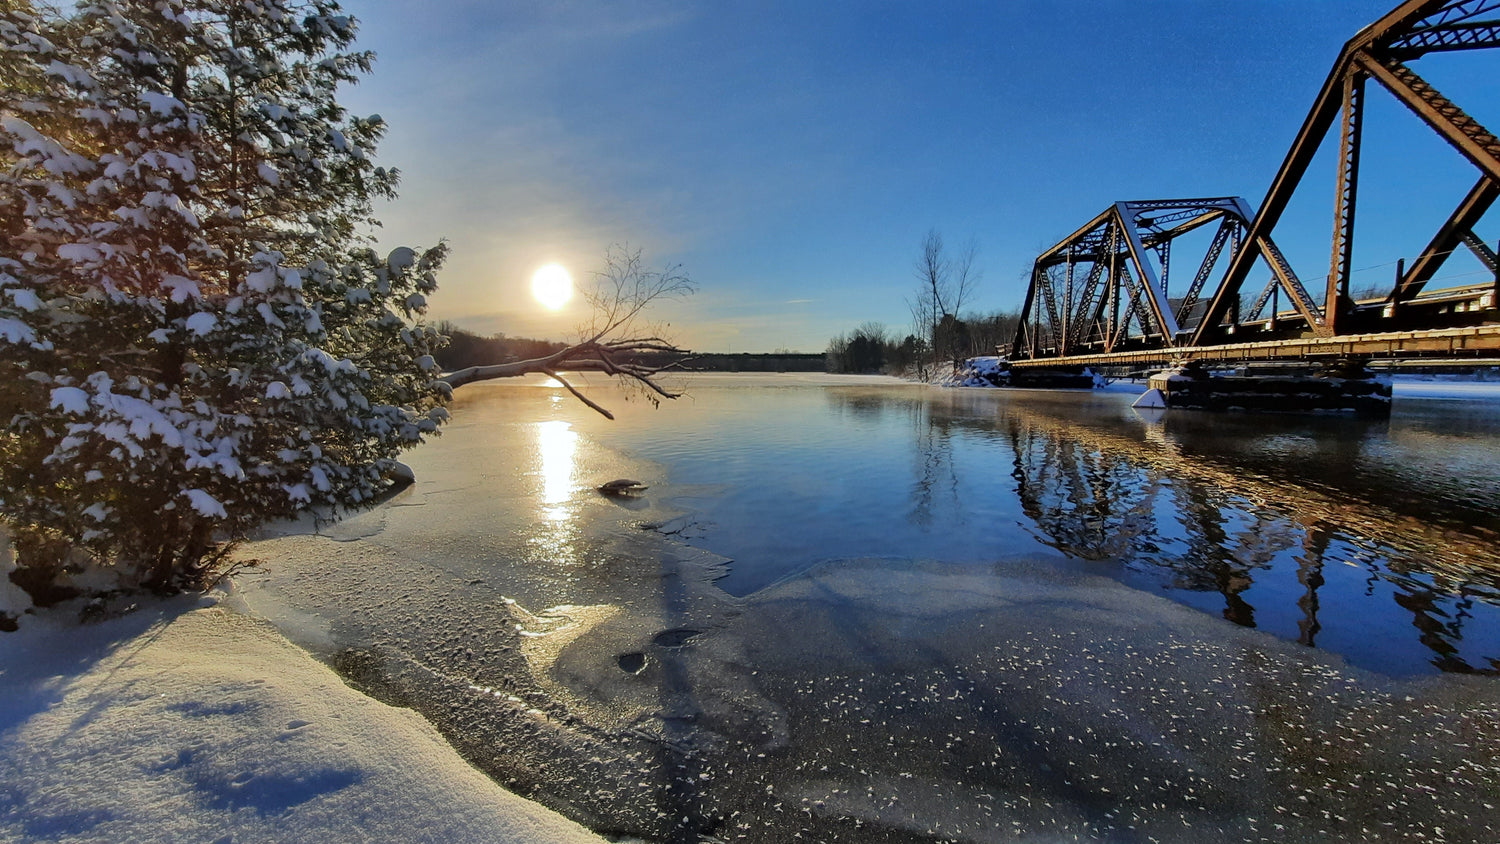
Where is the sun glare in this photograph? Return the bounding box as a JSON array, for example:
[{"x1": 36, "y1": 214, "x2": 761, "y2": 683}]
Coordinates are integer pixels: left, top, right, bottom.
[{"x1": 531, "y1": 264, "x2": 574, "y2": 311}]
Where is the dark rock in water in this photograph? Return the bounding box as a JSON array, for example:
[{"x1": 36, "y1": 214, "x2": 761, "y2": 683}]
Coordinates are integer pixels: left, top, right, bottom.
[
  {"x1": 597, "y1": 479, "x2": 648, "y2": 495},
  {"x1": 651, "y1": 628, "x2": 702, "y2": 648}
]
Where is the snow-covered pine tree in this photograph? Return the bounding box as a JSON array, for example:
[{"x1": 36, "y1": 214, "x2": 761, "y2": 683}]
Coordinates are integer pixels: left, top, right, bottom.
[{"x1": 0, "y1": 1, "x2": 448, "y2": 597}]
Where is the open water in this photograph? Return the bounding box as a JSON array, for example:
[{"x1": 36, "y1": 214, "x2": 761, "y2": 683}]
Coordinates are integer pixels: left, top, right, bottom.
[{"x1": 579, "y1": 374, "x2": 1500, "y2": 676}]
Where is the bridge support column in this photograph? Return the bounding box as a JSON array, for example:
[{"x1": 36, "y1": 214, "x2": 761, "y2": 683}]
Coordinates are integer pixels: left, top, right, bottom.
[
  {"x1": 1142, "y1": 358, "x2": 1390, "y2": 415},
  {"x1": 1009, "y1": 366, "x2": 1098, "y2": 390}
]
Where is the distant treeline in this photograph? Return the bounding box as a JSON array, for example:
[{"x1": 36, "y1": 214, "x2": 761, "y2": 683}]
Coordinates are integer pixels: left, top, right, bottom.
[
  {"x1": 825, "y1": 311, "x2": 1022, "y2": 374},
  {"x1": 642, "y1": 352, "x2": 826, "y2": 372},
  {"x1": 434, "y1": 323, "x2": 826, "y2": 373},
  {"x1": 432, "y1": 322, "x2": 568, "y2": 371}
]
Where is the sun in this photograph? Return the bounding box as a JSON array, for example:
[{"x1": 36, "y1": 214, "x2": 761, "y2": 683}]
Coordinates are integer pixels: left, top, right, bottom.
[{"x1": 531, "y1": 263, "x2": 573, "y2": 311}]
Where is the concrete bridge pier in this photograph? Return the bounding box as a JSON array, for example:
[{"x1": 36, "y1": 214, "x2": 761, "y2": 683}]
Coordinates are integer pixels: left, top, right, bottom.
[{"x1": 1136, "y1": 358, "x2": 1392, "y2": 415}]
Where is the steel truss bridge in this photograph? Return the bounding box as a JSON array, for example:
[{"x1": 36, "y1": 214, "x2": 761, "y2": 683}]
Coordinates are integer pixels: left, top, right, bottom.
[{"x1": 1010, "y1": 0, "x2": 1500, "y2": 370}]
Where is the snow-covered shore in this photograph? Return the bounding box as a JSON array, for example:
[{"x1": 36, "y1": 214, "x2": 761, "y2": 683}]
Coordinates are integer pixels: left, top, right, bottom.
[{"x1": 0, "y1": 594, "x2": 607, "y2": 844}]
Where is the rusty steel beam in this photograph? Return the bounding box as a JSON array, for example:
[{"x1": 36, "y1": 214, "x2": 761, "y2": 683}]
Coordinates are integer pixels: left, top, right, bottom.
[
  {"x1": 1356, "y1": 52, "x2": 1500, "y2": 182},
  {"x1": 1257, "y1": 235, "x2": 1326, "y2": 333},
  {"x1": 1038, "y1": 265, "x2": 1064, "y2": 352},
  {"x1": 1007, "y1": 324, "x2": 1500, "y2": 370},
  {"x1": 1246, "y1": 279, "x2": 1279, "y2": 322},
  {"x1": 1176, "y1": 218, "x2": 1237, "y2": 328},
  {"x1": 1464, "y1": 232, "x2": 1499, "y2": 272},
  {"x1": 1066, "y1": 258, "x2": 1109, "y2": 352},
  {"x1": 1396, "y1": 176, "x2": 1499, "y2": 300},
  {"x1": 1116, "y1": 202, "x2": 1182, "y2": 342},
  {"x1": 1387, "y1": 20, "x2": 1500, "y2": 56},
  {"x1": 1327, "y1": 72, "x2": 1366, "y2": 334},
  {"x1": 1014, "y1": 199, "x2": 1269, "y2": 361},
  {"x1": 1191, "y1": 0, "x2": 1464, "y2": 345}
]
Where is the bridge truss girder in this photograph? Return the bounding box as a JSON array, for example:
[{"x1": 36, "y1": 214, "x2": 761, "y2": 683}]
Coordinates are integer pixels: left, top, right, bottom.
[
  {"x1": 1192, "y1": 0, "x2": 1500, "y2": 345},
  {"x1": 1011, "y1": 197, "x2": 1311, "y2": 360}
]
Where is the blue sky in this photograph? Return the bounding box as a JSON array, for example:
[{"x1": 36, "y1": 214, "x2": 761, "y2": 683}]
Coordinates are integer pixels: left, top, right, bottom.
[{"x1": 340, "y1": 1, "x2": 1499, "y2": 353}]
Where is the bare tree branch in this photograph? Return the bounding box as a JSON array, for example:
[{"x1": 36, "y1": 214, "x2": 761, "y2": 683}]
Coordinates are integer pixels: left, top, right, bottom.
[
  {"x1": 542, "y1": 369, "x2": 615, "y2": 420},
  {"x1": 438, "y1": 246, "x2": 697, "y2": 417}
]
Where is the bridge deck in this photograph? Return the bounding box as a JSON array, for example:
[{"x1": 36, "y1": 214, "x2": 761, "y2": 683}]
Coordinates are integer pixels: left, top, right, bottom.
[{"x1": 1006, "y1": 324, "x2": 1500, "y2": 369}]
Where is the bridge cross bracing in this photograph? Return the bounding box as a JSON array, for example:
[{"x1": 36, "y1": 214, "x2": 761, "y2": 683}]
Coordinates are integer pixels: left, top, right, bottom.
[{"x1": 1010, "y1": 0, "x2": 1500, "y2": 369}]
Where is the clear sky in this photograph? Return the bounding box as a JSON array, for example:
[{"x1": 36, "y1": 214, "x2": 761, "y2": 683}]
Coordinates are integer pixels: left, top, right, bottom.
[{"x1": 338, "y1": 1, "x2": 1499, "y2": 353}]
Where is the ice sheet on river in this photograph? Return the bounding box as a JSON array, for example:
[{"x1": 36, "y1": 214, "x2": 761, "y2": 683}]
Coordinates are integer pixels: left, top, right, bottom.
[
  {"x1": 241, "y1": 519, "x2": 1500, "y2": 843},
  {"x1": 236, "y1": 382, "x2": 1500, "y2": 842}
]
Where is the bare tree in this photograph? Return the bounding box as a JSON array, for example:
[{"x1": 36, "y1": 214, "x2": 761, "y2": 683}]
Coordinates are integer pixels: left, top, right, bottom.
[
  {"x1": 909, "y1": 230, "x2": 981, "y2": 375},
  {"x1": 440, "y1": 246, "x2": 696, "y2": 419}
]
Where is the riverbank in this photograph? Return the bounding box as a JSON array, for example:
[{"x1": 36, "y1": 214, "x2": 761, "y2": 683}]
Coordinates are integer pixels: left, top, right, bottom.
[{"x1": 0, "y1": 593, "x2": 607, "y2": 843}]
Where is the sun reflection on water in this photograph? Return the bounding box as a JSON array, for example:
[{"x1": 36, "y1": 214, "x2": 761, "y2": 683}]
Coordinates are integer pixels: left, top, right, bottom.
[{"x1": 535, "y1": 419, "x2": 578, "y2": 520}]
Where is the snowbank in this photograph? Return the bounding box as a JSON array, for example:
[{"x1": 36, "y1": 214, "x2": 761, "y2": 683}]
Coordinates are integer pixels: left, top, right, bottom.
[
  {"x1": 0, "y1": 597, "x2": 606, "y2": 843},
  {"x1": 946, "y1": 355, "x2": 1009, "y2": 387}
]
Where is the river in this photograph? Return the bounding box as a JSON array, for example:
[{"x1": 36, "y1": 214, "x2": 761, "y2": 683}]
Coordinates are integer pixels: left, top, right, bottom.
[{"x1": 237, "y1": 374, "x2": 1500, "y2": 843}]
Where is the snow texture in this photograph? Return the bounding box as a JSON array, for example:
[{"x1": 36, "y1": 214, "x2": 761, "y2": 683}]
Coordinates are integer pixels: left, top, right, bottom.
[
  {"x1": 0, "y1": 598, "x2": 606, "y2": 843},
  {"x1": 947, "y1": 356, "x2": 1010, "y2": 387},
  {"x1": 5, "y1": 288, "x2": 42, "y2": 312},
  {"x1": 184, "y1": 489, "x2": 227, "y2": 518},
  {"x1": 0, "y1": 318, "x2": 36, "y2": 345},
  {"x1": 184, "y1": 311, "x2": 216, "y2": 336},
  {"x1": 48, "y1": 386, "x2": 89, "y2": 415},
  {"x1": 1132, "y1": 388, "x2": 1166, "y2": 409}
]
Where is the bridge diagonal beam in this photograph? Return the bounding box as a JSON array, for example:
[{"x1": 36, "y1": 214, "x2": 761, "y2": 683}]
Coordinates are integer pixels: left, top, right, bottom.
[
  {"x1": 1115, "y1": 203, "x2": 1181, "y2": 342},
  {"x1": 1355, "y1": 52, "x2": 1500, "y2": 182},
  {"x1": 1066, "y1": 257, "x2": 1109, "y2": 352},
  {"x1": 1176, "y1": 217, "x2": 1236, "y2": 329},
  {"x1": 1396, "y1": 176, "x2": 1499, "y2": 300},
  {"x1": 1190, "y1": 0, "x2": 1465, "y2": 345},
  {"x1": 1037, "y1": 265, "x2": 1064, "y2": 351},
  {"x1": 1092, "y1": 226, "x2": 1123, "y2": 350},
  {"x1": 1257, "y1": 236, "x2": 1326, "y2": 333},
  {"x1": 1246, "y1": 279, "x2": 1278, "y2": 322},
  {"x1": 1387, "y1": 20, "x2": 1500, "y2": 57},
  {"x1": 1327, "y1": 72, "x2": 1367, "y2": 334},
  {"x1": 1463, "y1": 231, "x2": 1499, "y2": 272},
  {"x1": 1107, "y1": 262, "x2": 1144, "y2": 352}
]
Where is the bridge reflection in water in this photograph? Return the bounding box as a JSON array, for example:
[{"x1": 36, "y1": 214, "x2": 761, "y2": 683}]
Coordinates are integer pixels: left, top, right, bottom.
[{"x1": 984, "y1": 393, "x2": 1500, "y2": 675}]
